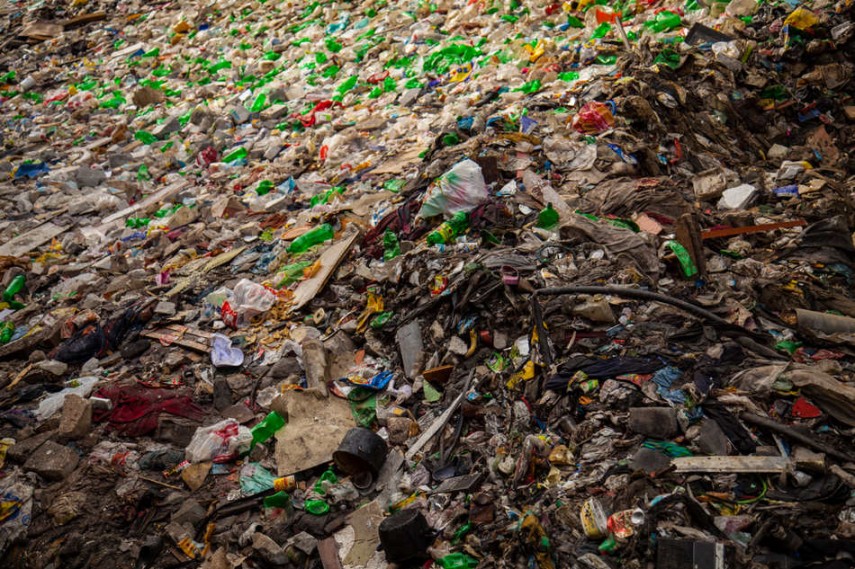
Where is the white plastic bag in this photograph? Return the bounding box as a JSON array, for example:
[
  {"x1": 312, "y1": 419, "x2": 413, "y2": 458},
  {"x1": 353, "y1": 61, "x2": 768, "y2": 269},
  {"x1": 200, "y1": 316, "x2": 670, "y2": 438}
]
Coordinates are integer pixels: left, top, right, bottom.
[
  {"x1": 232, "y1": 279, "x2": 276, "y2": 323},
  {"x1": 35, "y1": 376, "x2": 100, "y2": 420},
  {"x1": 185, "y1": 419, "x2": 252, "y2": 463},
  {"x1": 418, "y1": 159, "x2": 488, "y2": 218}
]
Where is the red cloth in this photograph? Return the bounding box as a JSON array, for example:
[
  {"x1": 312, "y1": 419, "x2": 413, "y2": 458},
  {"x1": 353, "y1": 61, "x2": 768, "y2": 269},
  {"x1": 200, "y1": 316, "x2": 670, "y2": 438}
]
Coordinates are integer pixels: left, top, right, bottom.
[{"x1": 93, "y1": 384, "x2": 205, "y2": 436}]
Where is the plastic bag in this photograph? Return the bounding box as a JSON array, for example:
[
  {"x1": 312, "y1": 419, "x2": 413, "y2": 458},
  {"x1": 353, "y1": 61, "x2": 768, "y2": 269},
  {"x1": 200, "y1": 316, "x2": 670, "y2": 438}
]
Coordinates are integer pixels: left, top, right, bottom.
[
  {"x1": 572, "y1": 101, "x2": 615, "y2": 134},
  {"x1": 232, "y1": 279, "x2": 276, "y2": 323},
  {"x1": 35, "y1": 376, "x2": 100, "y2": 420},
  {"x1": 418, "y1": 159, "x2": 488, "y2": 218},
  {"x1": 185, "y1": 419, "x2": 252, "y2": 463},
  {"x1": 211, "y1": 333, "x2": 244, "y2": 367}
]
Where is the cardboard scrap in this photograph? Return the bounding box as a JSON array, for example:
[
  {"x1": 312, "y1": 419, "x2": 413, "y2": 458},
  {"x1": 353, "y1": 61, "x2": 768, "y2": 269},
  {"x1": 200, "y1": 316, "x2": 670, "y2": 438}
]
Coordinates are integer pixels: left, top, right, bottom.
[{"x1": 272, "y1": 391, "x2": 355, "y2": 476}]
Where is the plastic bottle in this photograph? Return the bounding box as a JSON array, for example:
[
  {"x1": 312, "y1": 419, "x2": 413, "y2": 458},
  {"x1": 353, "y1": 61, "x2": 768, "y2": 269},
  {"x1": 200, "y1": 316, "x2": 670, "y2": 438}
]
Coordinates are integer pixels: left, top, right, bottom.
[
  {"x1": 250, "y1": 411, "x2": 286, "y2": 447},
  {"x1": 644, "y1": 11, "x2": 682, "y2": 32},
  {"x1": 223, "y1": 147, "x2": 248, "y2": 164},
  {"x1": 426, "y1": 212, "x2": 469, "y2": 246},
  {"x1": 536, "y1": 203, "x2": 559, "y2": 229},
  {"x1": 2, "y1": 275, "x2": 25, "y2": 302},
  {"x1": 437, "y1": 552, "x2": 479, "y2": 569},
  {"x1": 287, "y1": 223, "x2": 334, "y2": 253},
  {"x1": 383, "y1": 230, "x2": 401, "y2": 260},
  {"x1": 0, "y1": 321, "x2": 14, "y2": 344}
]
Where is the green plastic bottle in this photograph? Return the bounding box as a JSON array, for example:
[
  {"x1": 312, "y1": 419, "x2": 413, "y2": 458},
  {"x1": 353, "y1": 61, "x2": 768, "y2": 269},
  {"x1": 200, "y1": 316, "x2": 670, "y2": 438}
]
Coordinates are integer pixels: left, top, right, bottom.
[
  {"x1": 437, "y1": 552, "x2": 479, "y2": 569},
  {"x1": 536, "y1": 203, "x2": 559, "y2": 229},
  {"x1": 2, "y1": 275, "x2": 25, "y2": 302},
  {"x1": 251, "y1": 411, "x2": 286, "y2": 447},
  {"x1": 287, "y1": 223, "x2": 334, "y2": 253},
  {"x1": 383, "y1": 230, "x2": 400, "y2": 260},
  {"x1": 0, "y1": 321, "x2": 15, "y2": 344},
  {"x1": 135, "y1": 130, "x2": 158, "y2": 145},
  {"x1": 426, "y1": 212, "x2": 469, "y2": 246},
  {"x1": 644, "y1": 11, "x2": 682, "y2": 32},
  {"x1": 223, "y1": 147, "x2": 248, "y2": 163}
]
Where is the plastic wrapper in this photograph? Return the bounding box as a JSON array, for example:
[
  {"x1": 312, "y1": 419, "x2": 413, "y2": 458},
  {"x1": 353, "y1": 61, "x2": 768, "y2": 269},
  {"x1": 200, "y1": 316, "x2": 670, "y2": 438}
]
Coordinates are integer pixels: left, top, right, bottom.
[
  {"x1": 572, "y1": 101, "x2": 616, "y2": 134},
  {"x1": 232, "y1": 279, "x2": 276, "y2": 323},
  {"x1": 185, "y1": 419, "x2": 252, "y2": 463},
  {"x1": 211, "y1": 333, "x2": 245, "y2": 367},
  {"x1": 35, "y1": 376, "x2": 100, "y2": 420},
  {"x1": 418, "y1": 159, "x2": 488, "y2": 218},
  {"x1": 0, "y1": 469, "x2": 33, "y2": 557}
]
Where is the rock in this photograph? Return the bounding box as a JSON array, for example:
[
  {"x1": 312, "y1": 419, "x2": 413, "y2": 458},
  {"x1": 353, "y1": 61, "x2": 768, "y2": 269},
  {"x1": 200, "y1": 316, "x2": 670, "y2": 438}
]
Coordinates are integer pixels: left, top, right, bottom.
[
  {"x1": 448, "y1": 335, "x2": 469, "y2": 355},
  {"x1": 630, "y1": 447, "x2": 672, "y2": 474},
  {"x1": 34, "y1": 359, "x2": 68, "y2": 376},
  {"x1": 387, "y1": 416, "x2": 414, "y2": 445},
  {"x1": 58, "y1": 394, "x2": 92, "y2": 440},
  {"x1": 74, "y1": 166, "x2": 106, "y2": 188},
  {"x1": 133, "y1": 86, "x2": 166, "y2": 107},
  {"x1": 229, "y1": 105, "x2": 251, "y2": 124},
  {"x1": 717, "y1": 184, "x2": 757, "y2": 210},
  {"x1": 154, "y1": 301, "x2": 177, "y2": 316},
  {"x1": 181, "y1": 462, "x2": 212, "y2": 491},
  {"x1": 628, "y1": 407, "x2": 679, "y2": 439},
  {"x1": 24, "y1": 441, "x2": 79, "y2": 481},
  {"x1": 7, "y1": 430, "x2": 53, "y2": 463},
  {"x1": 288, "y1": 532, "x2": 318, "y2": 555},
  {"x1": 697, "y1": 419, "x2": 730, "y2": 456},
  {"x1": 152, "y1": 117, "x2": 181, "y2": 138},
  {"x1": 121, "y1": 339, "x2": 151, "y2": 359},
  {"x1": 253, "y1": 532, "x2": 288, "y2": 566},
  {"x1": 171, "y1": 498, "x2": 207, "y2": 525}
]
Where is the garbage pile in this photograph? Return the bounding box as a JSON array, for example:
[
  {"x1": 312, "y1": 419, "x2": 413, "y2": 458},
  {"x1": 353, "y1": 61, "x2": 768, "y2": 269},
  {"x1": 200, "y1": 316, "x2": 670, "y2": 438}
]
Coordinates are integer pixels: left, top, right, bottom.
[{"x1": 0, "y1": 0, "x2": 854, "y2": 566}]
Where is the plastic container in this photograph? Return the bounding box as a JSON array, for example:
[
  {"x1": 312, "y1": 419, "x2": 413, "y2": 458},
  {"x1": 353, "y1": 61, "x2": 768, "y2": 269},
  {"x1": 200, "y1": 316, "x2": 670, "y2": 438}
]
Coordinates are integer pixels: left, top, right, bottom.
[
  {"x1": 287, "y1": 223, "x2": 335, "y2": 253},
  {"x1": 250, "y1": 411, "x2": 286, "y2": 447},
  {"x1": 379, "y1": 509, "x2": 432, "y2": 563},
  {"x1": 427, "y1": 211, "x2": 469, "y2": 246}
]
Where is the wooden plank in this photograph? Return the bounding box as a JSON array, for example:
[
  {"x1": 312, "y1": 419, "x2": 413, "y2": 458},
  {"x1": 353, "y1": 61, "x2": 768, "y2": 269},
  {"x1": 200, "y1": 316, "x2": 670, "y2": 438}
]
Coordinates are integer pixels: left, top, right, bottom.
[
  {"x1": 672, "y1": 456, "x2": 789, "y2": 473},
  {"x1": 0, "y1": 222, "x2": 66, "y2": 257},
  {"x1": 99, "y1": 181, "x2": 189, "y2": 230},
  {"x1": 701, "y1": 220, "x2": 806, "y2": 240},
  {"x1": 290, "y1": 229, "x2": 360, "y2": 312},
  {"x1": 317, "y1": 537, "x2": 344, "y2": 569}
]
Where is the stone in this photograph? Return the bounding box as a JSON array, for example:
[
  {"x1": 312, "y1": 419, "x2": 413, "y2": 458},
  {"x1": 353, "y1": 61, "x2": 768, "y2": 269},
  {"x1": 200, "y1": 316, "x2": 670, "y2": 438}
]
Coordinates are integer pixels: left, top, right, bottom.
[
  {"x1": 133, "y1": 86, "x2": 166, "y2": 107},
  {"x1": 171, "y1": 498, "x2": 207, "y2": 526},
  {"x1": 222, "y1": 403, "x2": 254, "y2": 423},
  {"x1": 154, "y1": 301, "x2": 177, "y2": 316},
  {"x1": 387, "y1": 416, "x2": 415, "y2": 445},
  {"x1": 229, "y1": 105, "x2": 251, "y2": 125},
  {"x1": 24, "y1": 440, "x2": 79, "y2": 481},
  {"x1": 121, "y1": 339, "x2": 151, "y2": 359},
  {"x1": 288, "y1": 532, "x2": 318, "y2": 555},
  {"x1": 7, "y1": 430, "x2": 53, "y2": 463},
  {"x1": 34, "y1": 359, "x2": 68, "y2": 376},
  {"x1": 181, "y1": 462, "x2": 212, "y2": 491},
  {"x1": 152, "y1": 117, "x2": 181, "y2": 138},
  {"x1": 58, "y1": 394, "x2": 92, "y2": 440},
  {"x1": 74, "y1": 166, "x2": 106, "y2": 188},
  {"x1": 628, "y1": 407, "x2": 679, "y2": 439},
  {"x1": 697, "y1": 419, "x2": 730, "y2": 456},
  {"x1": 630, "y1": 447, "x2": 672, "y2": 474},
  {"x1": 717, "y1": 184, "x2": 757, "y2": 211},
  {"x1": 253, "y1": 532, "x2": 287, "y2": 566},
  {"x1": 448, "y1": 335, "x2": 469, "y2": 355}
]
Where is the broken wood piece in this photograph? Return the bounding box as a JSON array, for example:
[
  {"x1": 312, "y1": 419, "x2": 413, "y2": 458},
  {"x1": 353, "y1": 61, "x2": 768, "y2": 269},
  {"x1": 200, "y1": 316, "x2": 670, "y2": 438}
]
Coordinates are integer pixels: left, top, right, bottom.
[
  {"x1": 672, "y1": 456, "x2": 790, "y2": 473},
  {"x1": 701, "y1": 220, "x2": 806, "y2": 240},
  {"x1": 290, "y1": 227, "x2": 360, "y2": 312},
  {"x1": 675, "y1": 213, "x2": 707, "y2": 277},
  {"x1": 141, "y1": 325, "x2": 213, "y2": 353},
  {"x1": 406, "y1": 370, "x2": 477, "y2": 461},
  {"x1": 0, "y1": 222, "x2": 67, "y2": 257},
  {"x1": 60, "y1": 11, "x2": 107, "y2": 28},
  {"x1": 740, "y1": 412, "x2": 854, "y2": 463},
  {"x1": 318, "y1": 537, "x2": 345, "y2": 569}
]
